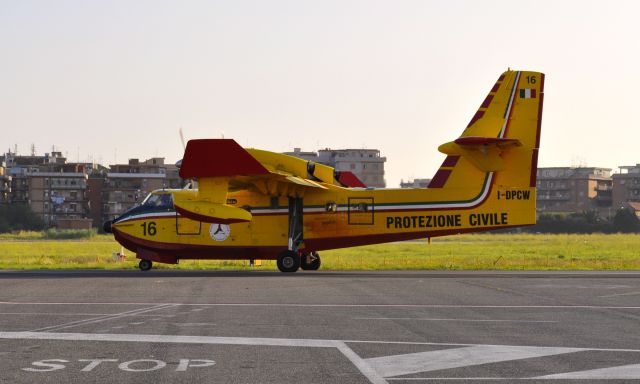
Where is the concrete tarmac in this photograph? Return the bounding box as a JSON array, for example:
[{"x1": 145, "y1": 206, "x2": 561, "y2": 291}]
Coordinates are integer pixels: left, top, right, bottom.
[{"x1": 1, "y1": 270, "x2": 640, "y2": 383}]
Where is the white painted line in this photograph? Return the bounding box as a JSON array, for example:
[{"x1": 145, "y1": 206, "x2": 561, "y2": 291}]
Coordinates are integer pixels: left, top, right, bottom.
[
  {"x1": 387, "y1": 378, "x2": 530, "y2": 381},
  {"x1": 355, "y1": 318, "x2": 556, "y2": 323},
  {"x1": 4, "y1": 301, "x2": 640, "y2": 310},
  {"x1": 31, "y1": 304, "x2": 176, "y2": 332},
  {"x1": 175, "y1": 323, "x2": 217, "y2": 327},
  {"x1": 335, "y1": 342, "x2": 388, "y2": 384},
  {"x1": 386, "y1": 378, "x2": 531, "y2": 381},
  {"x1": 0, "y1": 312, "x2": 181, "y2": 318},
  {"x1": 0, "y1": 312, "x2": 118, "y2": 316},
  {"x1": 346, "y1": 339, "x2": 640, "y2": 354},
  {"x1": 0, "y1": 331, "x2": 385, "y2": 383},
  {"x1": 365, "y1": 345, "x2": 585, "y2": 378},
  {"x1": 536, "y1": 363, "x2": 640, "y2": 379},
  {"x1": 598, "y1": 291, "x2": 640, "y2": 298},
  {"x1": 0, "y1": 331, "x2": 338, "y2": 347}
]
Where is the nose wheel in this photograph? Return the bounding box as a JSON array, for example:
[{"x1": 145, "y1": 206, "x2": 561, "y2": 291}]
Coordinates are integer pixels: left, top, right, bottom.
[{"x1": 138, "y1": 259, "x2": 153, "y2": 271}]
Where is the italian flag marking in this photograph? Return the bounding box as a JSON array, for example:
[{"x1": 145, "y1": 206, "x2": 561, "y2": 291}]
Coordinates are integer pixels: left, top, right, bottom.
[{"x1": 519, "y1": 88, "x2": 536, "y2": 99}]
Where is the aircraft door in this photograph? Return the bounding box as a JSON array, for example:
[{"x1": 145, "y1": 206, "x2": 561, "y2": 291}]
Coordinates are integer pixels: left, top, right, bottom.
[
  {"x1": 176, "y1": 213, "x2": 201, "y2": 235},
  {"x1": 348, "y1": 197, "x2": 374, "y2": 225}
]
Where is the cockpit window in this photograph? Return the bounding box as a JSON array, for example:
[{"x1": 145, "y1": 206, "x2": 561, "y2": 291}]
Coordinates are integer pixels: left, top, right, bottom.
[{"x1": 142, "y1": 193, "x2": 173, "y2": 208}]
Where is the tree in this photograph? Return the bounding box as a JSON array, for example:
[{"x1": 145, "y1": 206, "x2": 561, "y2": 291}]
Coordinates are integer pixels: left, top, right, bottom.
[
  {"x1": 0, "y1": 204, "x2": 45, "y2": 233},
  {"x1": 612, "y1": 208, "x2": 640, "y2": 233}
]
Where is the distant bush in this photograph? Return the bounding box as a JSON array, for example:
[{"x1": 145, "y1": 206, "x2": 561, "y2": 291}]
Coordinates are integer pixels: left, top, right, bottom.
[
  {"x1": 520, "y1": 209, "x2": 640, "y2": 234},
  {"x1": 612, "y1": 208, "x2": 640, "y2": 233},
  {"x1": 0, "y1": 204, "x2": 45, "y2": 233},
  {"x1": 43, "y1": 228, "x2": 97, "y2": 240}
]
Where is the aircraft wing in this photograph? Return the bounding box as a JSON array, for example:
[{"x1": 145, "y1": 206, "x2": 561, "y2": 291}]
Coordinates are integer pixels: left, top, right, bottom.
[{"x1": 175, "y1": 139, "x2": 348, "y2": 223}]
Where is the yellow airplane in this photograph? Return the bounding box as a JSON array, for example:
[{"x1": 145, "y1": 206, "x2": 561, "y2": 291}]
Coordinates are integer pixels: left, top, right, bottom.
[{"x1": 104, "y1": 69, "x2": 544, "y2": 272}]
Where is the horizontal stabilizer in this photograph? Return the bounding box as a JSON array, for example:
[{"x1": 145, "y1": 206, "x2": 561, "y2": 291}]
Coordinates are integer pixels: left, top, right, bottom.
[
  {"x1": 454, "y1": 136, "x2": 521, "y2": 148},
  {"x1": 180, "y1": 139, "x2": 269, "y2": 179},
  {"x1": 438, "y1": 136, "x2": 522, "y2": 172}
]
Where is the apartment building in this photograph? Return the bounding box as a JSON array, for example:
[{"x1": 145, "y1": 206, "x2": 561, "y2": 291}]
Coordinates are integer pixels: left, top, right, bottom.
[
  {"x1": 536, "y1": 167, "x2": 613, "y2": 217},
  {"x1": 0, "y1": 158, "x2": 10, "y2": 203},
  {"x1": 91, "y1": 158, "x2": 184, "y2": 225},
  {"x1": 400, "y1": 178, "x2": 431, "y2": 188},
  {"x1": 612, "y1": 164, "x2": 640, "y2": 215},
  {"x1": 1, "y1": 151, "x2": 92, "y2": 225},
  {"x1": 28, "y1": 171, "x2": 89, "y2": 226},
  {"x1": 286, "y1": 148, "x2": 387, "y2": 188}
]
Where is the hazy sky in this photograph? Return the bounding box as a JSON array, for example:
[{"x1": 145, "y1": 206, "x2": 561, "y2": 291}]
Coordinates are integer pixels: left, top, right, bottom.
[{"x1": 2, "y1": 0, "x2": 639, "y2": 187}]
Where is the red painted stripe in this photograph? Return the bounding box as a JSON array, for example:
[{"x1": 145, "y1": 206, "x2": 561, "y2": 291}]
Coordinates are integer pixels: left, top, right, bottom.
[
  {"x1": 529, "y1": 149, "x2": 539, "y2": 188},
  {"x1": 480, "y1": 94, "x2": 493, "y2": 109},
  {"x1": 491, "y1": 83, "x2": 500, "y2": 93},
  {"x1": 498, "y1": 74, "x2": 505, "y2": 81},
  {"x1": 114, "y1": 230, "x2": 283, "y2": 260},
  {"x1": 427, "y1": 169, "x2": 452, "y2": 188},
  {"x1": 115, "y1": 220, "x2": 528, "y2": 263},
  {"x1": 531, "y1": 89, "x2": 536, "y2": 98},
  {"x1": 466, "y1": 110, "x2": 484, "y2": 128},
  {"x1": 535, "y1": 74, "x2": 545, "y2": 149},
  {"x1": 174, "y1": 205, "x2": 249, "y2": 224},
  {"x1": 441, "y1": 155, "x2": 460, "y2": 168}
]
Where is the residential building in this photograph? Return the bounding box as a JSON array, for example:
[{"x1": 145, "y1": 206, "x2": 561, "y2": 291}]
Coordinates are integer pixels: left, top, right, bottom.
[
  {"x1": 0, "y1": 158, "x2": 10, "y2": 203},
  {"x1": 96, "y1": 158, "x2": 184, "y2": 224},
  {"x1": 2, "y1": 151, "x2": 92, "y2": 226},
  {"x1": 400, "y1": 178, "x2": 431, "y2": 188},
  {"x1": 536, "y1": 167, "x2": 612, "y2": 218},
  {"x1": 285, "y1": 148, "x2": 387, "y2": 188},
  {"x1": 612, "y1": 164, "x2": 640, "y2": 216},
  {"x1": 28, "y1": 171, "x2": 89, "y2": 227}
]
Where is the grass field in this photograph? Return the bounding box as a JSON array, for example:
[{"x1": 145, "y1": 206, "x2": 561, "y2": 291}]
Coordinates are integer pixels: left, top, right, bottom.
[{"x1": 1, "y1": 232, "x2": 639, "y2": 270}]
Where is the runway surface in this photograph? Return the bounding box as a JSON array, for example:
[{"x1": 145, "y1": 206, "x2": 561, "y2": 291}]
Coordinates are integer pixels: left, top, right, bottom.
[{"x1": 1, "y1": 270, "x2": 640, "y2": 383}]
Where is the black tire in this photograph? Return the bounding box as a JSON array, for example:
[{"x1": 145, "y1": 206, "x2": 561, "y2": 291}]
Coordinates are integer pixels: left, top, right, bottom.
[
  {"x1": 277, "y1": 250, "x2": 300, "y2": 273},
  {"x1": 139, "y1": 259, "x2": 153, "y2": 271},
  {"x1": 300, "y1": 251, "x2": 321, "y2": 271}
]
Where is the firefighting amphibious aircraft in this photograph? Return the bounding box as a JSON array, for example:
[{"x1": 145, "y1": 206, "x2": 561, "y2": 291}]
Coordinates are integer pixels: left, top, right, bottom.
[{"x1": 104, "y1": 69, "x2": 544, "y2": 272}]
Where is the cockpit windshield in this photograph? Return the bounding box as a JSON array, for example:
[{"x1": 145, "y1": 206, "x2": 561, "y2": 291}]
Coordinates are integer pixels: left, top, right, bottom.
[{"x1": 142, "y1": 193, "x2": 173, "y2": 209}]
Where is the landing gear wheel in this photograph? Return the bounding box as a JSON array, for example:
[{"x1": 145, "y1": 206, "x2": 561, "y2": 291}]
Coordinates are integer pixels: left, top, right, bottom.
[
  {"x1": 300, "y1": 251, "x2": 321, "y2": 271},
  {"x1": 139, "y1": 259, "x2": 153, "y2": 271},
  {"x1": 277, "y1": 250, "x2": 300, "y2": 273}
]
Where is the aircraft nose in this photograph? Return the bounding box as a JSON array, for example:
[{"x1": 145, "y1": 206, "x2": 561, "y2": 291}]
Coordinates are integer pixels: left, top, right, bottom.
[{"x1": 103, "y1": 220, "x2": 113, "y2": 234}]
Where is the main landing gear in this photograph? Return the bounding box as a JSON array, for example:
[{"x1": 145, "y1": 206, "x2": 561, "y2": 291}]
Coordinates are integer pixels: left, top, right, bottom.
[
  {"x1": 277, "y1": 250, "x2": 300, "y2": 273},
  {"x1": 138, "y1": 259, "x2": 153, "y2": 271},
  {"x1": 276, "y1": 250, "x2": 322, "y2": 273},
  {"x1": 301, "y1": 251, "x2": 321, "y2": 271},
  {"x1": 275, "y1": 197, "x2": 321, "y2": 273}
]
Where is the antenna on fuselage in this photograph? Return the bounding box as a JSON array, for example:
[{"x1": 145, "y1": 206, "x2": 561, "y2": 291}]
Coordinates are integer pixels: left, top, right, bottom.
[{"x1": 178, "y1": 127, "x2": 197, "y2": 190}]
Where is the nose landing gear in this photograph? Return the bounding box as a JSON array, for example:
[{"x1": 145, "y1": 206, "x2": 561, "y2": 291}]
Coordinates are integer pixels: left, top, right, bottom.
[{"x1": 138, "y1": 259, "x2": 153, "y2": 271}]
